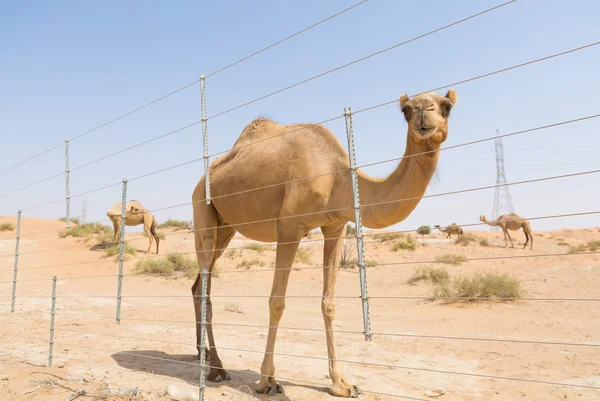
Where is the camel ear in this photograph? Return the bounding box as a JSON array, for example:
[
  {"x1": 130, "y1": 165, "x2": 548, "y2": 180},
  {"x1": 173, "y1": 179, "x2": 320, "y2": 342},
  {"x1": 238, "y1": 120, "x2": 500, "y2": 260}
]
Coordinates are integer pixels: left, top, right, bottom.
[
  {"x1": 445, "y1": 89, "x2": 457, "y2": 105},
  {"x1": 399, "y1": 94, "x2": 409, "y2": 108}
]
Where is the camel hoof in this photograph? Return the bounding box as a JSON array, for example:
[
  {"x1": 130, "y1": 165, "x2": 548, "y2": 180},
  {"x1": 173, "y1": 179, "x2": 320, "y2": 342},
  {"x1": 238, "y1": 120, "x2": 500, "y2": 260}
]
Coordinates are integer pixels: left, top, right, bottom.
[
  {"x1": 207, "y1": 368, "x2": 230, "y2": 382},
  {"x1": 258, "y1": 377, "x2": 283, "y2": 395},
  {"x1": 330, "y1": 384, "x2": 361, "y2": 398}
]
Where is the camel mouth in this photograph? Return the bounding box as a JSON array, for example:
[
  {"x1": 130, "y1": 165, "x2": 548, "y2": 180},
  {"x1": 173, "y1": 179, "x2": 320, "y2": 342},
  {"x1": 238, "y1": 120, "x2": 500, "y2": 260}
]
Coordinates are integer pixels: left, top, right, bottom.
[{"x1": 417, "y1": 127, "x2": 437, "y2": 138}]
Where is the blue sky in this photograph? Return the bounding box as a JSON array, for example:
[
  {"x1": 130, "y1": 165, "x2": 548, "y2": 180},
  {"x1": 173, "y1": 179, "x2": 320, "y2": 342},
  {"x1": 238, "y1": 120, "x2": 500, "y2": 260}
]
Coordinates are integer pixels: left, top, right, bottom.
[{"x1": 1, "y1": 0, "x2": 599, "y2": 233}]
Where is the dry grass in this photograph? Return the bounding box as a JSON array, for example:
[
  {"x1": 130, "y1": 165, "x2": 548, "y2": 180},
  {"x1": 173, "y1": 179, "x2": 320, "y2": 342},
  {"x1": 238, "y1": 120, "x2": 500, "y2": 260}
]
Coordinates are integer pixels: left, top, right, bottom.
[
  {"x1": 59, "y1": 216, "x2": 81, "y2": 225},
  {"x1": 103, "y1": 242, "x2": 137, "y2": 262},
  {"x1": 157, "y1": 219, "x2": 190, "y2": 230},
  {"x1": 432, "y1": 271, "x2": 523, "y2": 302},
  {"x1": 569, "y1": 244, "x2": 588, "y2": 253},
  {"x1": 133, "y1": 253, "x2": 197, "y2": 278},
  {"x1": 236, "y1": 258, "x2": 265, "y2": 270},
  {"x1": 455, "y1": 233, "x2": 476, "y2": 246},
  {"x1": 0, "y1": 222, "x2": 15, "y2": 232},
  {"x1": 587, "y1": 240, "x2": 600, "y2": 251},
  {"x1": 244, "y1": 242, "x2": 263, "y2": 252},
  {"x1": 390, "y1": 235, "x2": 417, "y2": 251},
  {"x1": 436, "y1": 253, "x2": 467, "y2": 265},
  {"x1": 226, "y1": 249, "x2": 240, "y2": 258},
  {"x1": 407, "y1": 266, "x2": 450, "y2": 286},
  {"x1": 556, "y1": 241, "x2": 570, "y2": 246},
  {"x1": 478, "y1": 237, "x2": 490, "y2": 247},
  {"x1": 366, "y1": 259, "x2": 378, "y2": 267},
  {"x1": 59, "y1": 223, "x2": 112, "y2": 238},
  {"x1": 294, "y1": 247, "x2": 312, "y2": 264},
  {"x1": 374, "y1": 232, "x2": 403, "y2": 242},
  {"x1": 224, "y1": 302, "x2": 245, "y2": 314},
  {"x1": 156, "y1": 231, "x2": 166, "y2": 241}
]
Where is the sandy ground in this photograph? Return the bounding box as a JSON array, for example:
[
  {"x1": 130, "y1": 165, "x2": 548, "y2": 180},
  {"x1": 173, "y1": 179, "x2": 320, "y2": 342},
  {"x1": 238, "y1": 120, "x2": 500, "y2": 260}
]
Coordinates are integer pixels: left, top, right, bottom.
[{"x1": 0, "y1": 217, "x2": 599, "y2": 401}]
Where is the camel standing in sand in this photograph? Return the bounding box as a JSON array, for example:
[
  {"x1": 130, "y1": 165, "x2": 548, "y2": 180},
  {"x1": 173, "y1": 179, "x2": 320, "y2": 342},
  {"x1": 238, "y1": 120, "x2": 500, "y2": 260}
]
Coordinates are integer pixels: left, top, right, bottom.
[
  {"x1": 434, "y1": 223, "x2": 463, "y2": 239},
  {"x1": 479, "y1": 214, "x2": 533, "y2": 250},
  {"x1": 191, "y1": 90, "x2": 457, "y2": 397},
  {"x1": 106, "y1": 200, "x2": 160, "y2": 254}
]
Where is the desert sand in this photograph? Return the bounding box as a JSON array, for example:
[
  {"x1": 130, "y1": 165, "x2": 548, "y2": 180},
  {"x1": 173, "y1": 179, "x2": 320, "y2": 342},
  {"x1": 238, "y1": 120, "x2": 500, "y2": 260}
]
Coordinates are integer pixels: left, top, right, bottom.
[{"x1": 0, "y1": 216, "x2": 598, "y2": 400}]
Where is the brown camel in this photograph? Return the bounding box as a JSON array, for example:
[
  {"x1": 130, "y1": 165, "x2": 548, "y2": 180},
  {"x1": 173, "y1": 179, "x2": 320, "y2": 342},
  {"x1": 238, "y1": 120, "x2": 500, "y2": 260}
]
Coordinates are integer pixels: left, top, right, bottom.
[
  {"x1": 434, "y1": 223, "x2": 463, "y2": 238},
  {"x1": 191, "y1": 90, "x2": 457, "y2": 397},
  {"x1": 479, "y1": 214, "x2": 533, "y2": 249},
  {"x1": 106, "y1": 200, "x2": 160, "y2": 254}
]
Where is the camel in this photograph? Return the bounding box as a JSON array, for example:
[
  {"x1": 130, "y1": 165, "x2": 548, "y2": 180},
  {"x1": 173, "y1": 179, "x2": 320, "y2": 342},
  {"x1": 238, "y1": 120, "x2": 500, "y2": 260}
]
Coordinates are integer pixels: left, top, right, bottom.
[
  {"x1": 106, "y1": 200, "x2": 160, "y2": 254},
  {"x1": 191, "y1": 90, "x2": 457, "y2": 397},
  {"x1": 434, "y1": 223, "x2": 463, "y2": 238},
  {"x1": 479, "y1": 214, "x2": 533, "y2": 249}
]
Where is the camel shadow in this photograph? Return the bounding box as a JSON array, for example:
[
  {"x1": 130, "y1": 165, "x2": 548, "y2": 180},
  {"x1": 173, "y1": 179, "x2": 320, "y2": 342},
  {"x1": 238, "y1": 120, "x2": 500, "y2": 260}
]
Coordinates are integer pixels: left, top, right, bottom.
[
  {"x1": 111, "y1": 350, "x2": 325, "y2": 400},
  {"x1": 89, "y1": 242, "x2": 116, "y2": 252}
]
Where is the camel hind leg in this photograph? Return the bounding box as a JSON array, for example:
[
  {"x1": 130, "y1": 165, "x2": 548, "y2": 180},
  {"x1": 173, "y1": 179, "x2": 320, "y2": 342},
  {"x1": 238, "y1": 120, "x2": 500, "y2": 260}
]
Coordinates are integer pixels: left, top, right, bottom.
[
  {"x1": 506, "y1": 229, "x2": 515, "y2": 248},
  {"x1": 191, "y1": 180, "x2": 235, "y2": 382}
]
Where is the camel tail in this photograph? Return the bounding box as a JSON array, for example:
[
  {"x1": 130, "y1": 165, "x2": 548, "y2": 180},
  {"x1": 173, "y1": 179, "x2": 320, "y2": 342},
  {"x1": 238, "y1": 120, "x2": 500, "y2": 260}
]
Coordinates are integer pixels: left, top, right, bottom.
[{"x1": 151, "y1": 220, "x2": 160, "y2": 254}]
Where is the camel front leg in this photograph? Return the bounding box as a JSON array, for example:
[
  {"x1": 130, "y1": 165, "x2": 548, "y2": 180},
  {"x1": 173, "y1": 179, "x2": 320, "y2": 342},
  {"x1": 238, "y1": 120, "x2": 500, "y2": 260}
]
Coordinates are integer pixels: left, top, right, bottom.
[
  {"x1": 256, "y1": 228, "x2": 301, "y2": 395},
  {"x1": 506, "y1": 230, "x2": 515, "y2": 248},
  {"x1": 321, "y1": 223, "x2": 360, "y2": 398},
  {"x1": 502, "y1": 228, "x2": 508, "y2": 248}
]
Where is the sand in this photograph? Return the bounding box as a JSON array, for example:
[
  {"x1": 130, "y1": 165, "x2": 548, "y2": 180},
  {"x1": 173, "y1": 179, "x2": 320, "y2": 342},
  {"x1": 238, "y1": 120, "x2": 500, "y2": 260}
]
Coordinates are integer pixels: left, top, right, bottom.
[{"x1": 0, "y1": 217, "x2": 598, "y2": 400}]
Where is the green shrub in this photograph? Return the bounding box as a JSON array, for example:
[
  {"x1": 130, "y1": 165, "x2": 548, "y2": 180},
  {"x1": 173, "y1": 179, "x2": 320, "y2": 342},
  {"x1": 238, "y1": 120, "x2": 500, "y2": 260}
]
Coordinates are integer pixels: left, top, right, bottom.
[
  {"x1": 104, "y1": 242, "x2": 137, "y2": 261},
  {"x1": 416, "y1": 225, "x2": 431, "y2": 238}
]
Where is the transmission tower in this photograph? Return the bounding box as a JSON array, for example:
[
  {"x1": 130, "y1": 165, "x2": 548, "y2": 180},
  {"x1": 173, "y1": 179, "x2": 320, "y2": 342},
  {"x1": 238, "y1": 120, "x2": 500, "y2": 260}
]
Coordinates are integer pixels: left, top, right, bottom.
[
  {"x1": 81, "y1": 196, "x2": 88, "y2": 224},
  {"x1": 491, "y1": 129, "x2": 515, "y2": 231}
]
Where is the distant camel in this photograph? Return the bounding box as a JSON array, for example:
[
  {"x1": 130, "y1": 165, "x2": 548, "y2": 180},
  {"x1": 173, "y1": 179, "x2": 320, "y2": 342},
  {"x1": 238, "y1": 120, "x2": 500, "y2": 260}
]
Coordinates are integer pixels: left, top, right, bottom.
[
  {"x1": 434, "y1": 223, "x2": 463, "y2": 239},
  {"x1": 106, "y1": 200, "x2": 160, "y2": 254},
  {"x1": 479, "y1": 214, "x2": 533, "y2": 250}
]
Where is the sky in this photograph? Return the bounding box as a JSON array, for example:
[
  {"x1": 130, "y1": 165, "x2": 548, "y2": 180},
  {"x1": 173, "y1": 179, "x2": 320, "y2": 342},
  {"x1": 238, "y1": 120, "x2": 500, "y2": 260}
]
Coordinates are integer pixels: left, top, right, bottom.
[{"x1": 1, "y1": 0, "x2": 600, "y2": 235}]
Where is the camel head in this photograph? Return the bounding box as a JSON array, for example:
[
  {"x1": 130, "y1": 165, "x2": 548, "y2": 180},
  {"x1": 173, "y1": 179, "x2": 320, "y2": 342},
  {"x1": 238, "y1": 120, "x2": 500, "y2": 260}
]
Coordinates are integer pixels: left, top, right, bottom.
[
  {"x1": 399, "y1": 90, "x2": 457, "y2": 146},
  {"x1": 129, "y1": 205, "x2": 144, "y2": 215},
  {"x1": 479, "y1": 215, "x2": 487, "y2": 222}
]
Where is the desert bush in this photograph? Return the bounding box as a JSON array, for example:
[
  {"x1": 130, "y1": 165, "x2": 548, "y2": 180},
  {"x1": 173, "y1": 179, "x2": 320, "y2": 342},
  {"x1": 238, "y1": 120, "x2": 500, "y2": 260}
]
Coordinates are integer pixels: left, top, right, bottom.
[
  {"x1": 226, "y1": 249, "x2": 240, "y2": 258},
  {"x1": 374, "y1": 232, "x2": 403, "y2": 242},
  {"x1": 0, "y1": 222, "x2": 15, "y2": 232},
  {"x1": 587, "y1": 241, "x2": 600, "y2": 251},
  {"x1": 244, "y1": 242, "x2": 263, "y2": 252},
  {"x1": 436, "y1": 253, "x2": 467, "y2": 265},
  {"x1": 345, "y1": 224, "x2": 357, "y2": 236},
  {"x1": 432, "y1": 271, "x2": 522, "y2": 302},
  {"x1": 103, "y1": 242, "x2": 137, "y2": 261},
  {"x1": 391, "y1": 235, "x2": 417, "y2": 251},
  {"x1": 455, "y1": 233, "x2": 476, "y2": 246},
  {"x1": 407, "y1": 266, "x2": 449, "y2": 286},
  {"x1": 556, "y1": 241, "x2": 569, "y2": 246},
  {"x1": 59, "y1": 216, "x2": 81, "y2": 225},
  {"x1": 366, "y1": 259, "x2": 378, "y2": 267},
  {"x1": 478, "y1": 237, "x2": 490, "y2": 247},
  {"x1": 569, "y1": 244, "x2": 588, "y2": 254},
  {"x1": 416, "y1": 225, "x2": 431, "y2": 238},
  {"x1": 158, "y1": 219, "x2": 191, "y2": 230},
  {"x1": 294, "y1": 247, "x2": 312, "y2": 264},
  {"x1": 59, "y1": 223, "x2": 112, "y2": 238},
  {"x1": 156, "y1": 232, "x2": 166, "y2": 241},
  {"x1": 340, "y1": 239, "x2": 357, "y2": 268},
  {"x1": 237, "y1": 258, "x2": 265, "y2": 269},
  {"x1": 133, "y1": 253, "x2": 197, "y2": 278}
]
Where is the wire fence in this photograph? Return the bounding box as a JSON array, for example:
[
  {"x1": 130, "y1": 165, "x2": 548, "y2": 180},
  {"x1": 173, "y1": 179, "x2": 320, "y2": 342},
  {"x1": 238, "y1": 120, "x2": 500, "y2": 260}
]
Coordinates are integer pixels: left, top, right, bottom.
[{"x1": 1, "y1": 1, "x2": 600, "y2": 400}]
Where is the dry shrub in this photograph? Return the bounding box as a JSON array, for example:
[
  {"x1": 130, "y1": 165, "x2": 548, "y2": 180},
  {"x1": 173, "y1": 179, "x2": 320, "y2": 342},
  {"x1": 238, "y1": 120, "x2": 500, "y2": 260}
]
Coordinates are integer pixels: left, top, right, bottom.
[
  {"x1": 374, "y1": 232, "x2": 403, "y2": 242},
  {"x1": 455, "y1": 233, "x2": 476, "y2": 246},
  {"x1": 236, "y1": 258, "x2": 265, "y2": 269},
  {"x1": 158, "y1": 219, "x2": 191, "y2": 230},
  {"x1": 59, "y1": 216, "x2": 81, "y2": 225},
  {"x1": 59, "y1": 223, "x2": 111, "y2": 238},
  {"x1": 0, "y1": 222, "x2": 15, "y2": 232},
  {"x1": 391, "y1": 235, "x2": 417, "y2": 251},
  {"x1": 478, "y1": 237, "x2": 490, "y2": 247},
  {"x1": 432, "y1": 271, "x2": 522, "y2": 302},
  {"x1": 407, "y1": 266, "x2": 449, "y2": 286},
  {"x1": 294, "y1": 247, "x2": 312, "y2": 264},
  {"x1": 569, "y1": 244, "x2": 588, "y2": 254},
  {"x1": 103, "y1": 242, "x2": 137, "y2": 262},
  {"x1": 244, "y1": 242, "x2": 263, "y2": 252},
  {"x1": 587, "y1": 241, "x2": 600, "y2": 251},
  {"x1": 436, "y1": 253, "x2": 467, "y2": 265},
  {"x1": 134, "y1": 253, "x2": 197, "y2": 278}
]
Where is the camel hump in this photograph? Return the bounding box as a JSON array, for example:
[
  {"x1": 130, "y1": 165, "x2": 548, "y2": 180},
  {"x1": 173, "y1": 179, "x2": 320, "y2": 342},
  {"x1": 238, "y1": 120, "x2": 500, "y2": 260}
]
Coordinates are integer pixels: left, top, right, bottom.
[{"x1": 233, "y1": 118, "x2": 282, "y2": 147}]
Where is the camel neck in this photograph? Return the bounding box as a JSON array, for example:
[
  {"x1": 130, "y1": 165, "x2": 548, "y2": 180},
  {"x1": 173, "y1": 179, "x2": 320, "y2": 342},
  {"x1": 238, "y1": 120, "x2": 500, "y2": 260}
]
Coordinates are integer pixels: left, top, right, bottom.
[{"x1": 355, "y1": 133, "x2": 440, "y2": 229}]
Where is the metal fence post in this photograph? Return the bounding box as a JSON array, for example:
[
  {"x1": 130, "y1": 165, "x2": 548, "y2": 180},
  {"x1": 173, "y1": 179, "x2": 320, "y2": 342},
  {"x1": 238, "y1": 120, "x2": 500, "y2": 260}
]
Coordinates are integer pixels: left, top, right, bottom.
[
  {"x1": 198, "y1": 268, "x2": 208, "y2": 400},
  {"x1": 200, "y1": 75, "x2": 211, "y2": 204},
  {"x1": 344, "y1": 108, "x2": 372, "y2": 341},
  {"x1": 65, "y1": 140, "x2": 71, "y2": 229},
  {"x1": 48, "y1": 276, "x2": 57, "y2": 367},
  {"x1": 10, "y1": 210, "x2": 22, "y2": 313},
  {"x1": 116, "y1": 179, "x2": 128, "y2": 324}
]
